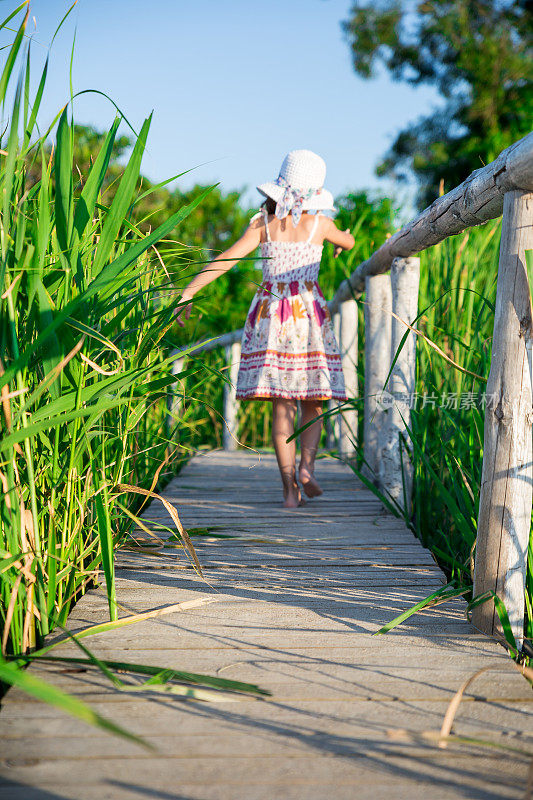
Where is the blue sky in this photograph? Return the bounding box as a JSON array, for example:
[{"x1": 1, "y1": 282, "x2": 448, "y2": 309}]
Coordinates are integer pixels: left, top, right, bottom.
[{"x1": 7, "y1": 0, "x2": 441, "y2": 218}]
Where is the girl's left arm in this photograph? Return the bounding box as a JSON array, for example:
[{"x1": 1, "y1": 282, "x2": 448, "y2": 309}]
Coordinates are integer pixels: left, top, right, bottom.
[
  {"x1": 175, "y1": 220, "x2": 262, "y2": 326},
  {"x1": 323, "y1": 218, "x2": 355, "y2": 256}
]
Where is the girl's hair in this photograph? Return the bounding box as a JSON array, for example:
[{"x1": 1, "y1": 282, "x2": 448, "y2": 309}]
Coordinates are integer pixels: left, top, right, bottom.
[
  {"x1": 261, "y1": 198, "x2": 315, "y2": 215},
  {"x1": 261, "y1": 197, "x2": 277, "y2": 215}
]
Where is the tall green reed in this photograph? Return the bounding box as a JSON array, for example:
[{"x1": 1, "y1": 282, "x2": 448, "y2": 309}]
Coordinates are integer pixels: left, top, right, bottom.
[
  {"x1": 0, "y1": 5, "x2": 212, "y2": 657},
  {"x1": 408, "y1": 224, "x2": 499, "y2": 573}
]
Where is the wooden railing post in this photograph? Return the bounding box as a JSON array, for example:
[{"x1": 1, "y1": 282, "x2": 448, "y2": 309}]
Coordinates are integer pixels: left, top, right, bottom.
[
  {"x1": 378, "y1": 256, "x2": 420, "y2": 512},
  {"x1": 338, "y1": 298, "x2": 359, "y2": 457},
  {"x1": 166, "y1": 356, "x2": 185, "y2": 434},
  {"x1": 473, "y1": 190, "x2": 533, "y2": 644},
  {"x1": 325, "y1": 398, "x2": 336, "y2": 450},
  {"x1": 325, "y1": 312, "x2": 342, "y2": 450},
  {"x1": 223, "y1": 341, "x2": 241, "y2": 451},
  {"x1": 363, "y1": 274, "x2": 392, "y2": 480}
]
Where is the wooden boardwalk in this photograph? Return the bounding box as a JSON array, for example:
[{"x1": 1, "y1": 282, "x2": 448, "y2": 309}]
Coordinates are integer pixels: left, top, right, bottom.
[{"x1": 1, "y1": 450, "x2": 531, "y2": 799}]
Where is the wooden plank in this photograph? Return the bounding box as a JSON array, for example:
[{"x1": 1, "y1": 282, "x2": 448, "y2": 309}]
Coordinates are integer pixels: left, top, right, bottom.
[
  {"x1": 0, "y1": 753, "x2": 529, "y2": 800},
  {"x1": 0, "y1": 777, "x2": 527, "y2": 800},
  {"x1": 8, "y1": 671, "x2": 527, "y2": 705},
  {"x1": 3, "y1": 694, "x2": 527, "y2": 722}
]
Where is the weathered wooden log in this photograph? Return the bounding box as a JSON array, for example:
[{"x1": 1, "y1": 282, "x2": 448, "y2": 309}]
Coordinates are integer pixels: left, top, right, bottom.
[
  {"x1": 473, "y1": 190, "x2": 533, "y2": 645},
  {"x1": 363, "y1": 274, "x2": 392, "y2": 480},
  {"x1": 222, "y1": 341, "x2": 242, "y2": 451},
  {"x1": 378, "y1": 257, "x2": 420, "y2": 511},
  {"x1": 173, "y1": 328, "x2": 244, "y2": 358},
  {"x1": 330, "y1": 132, "x2": 533, "y2": 302},
  {"x1": 338, "y1": 299, "x2": 359, "y2": 457}
]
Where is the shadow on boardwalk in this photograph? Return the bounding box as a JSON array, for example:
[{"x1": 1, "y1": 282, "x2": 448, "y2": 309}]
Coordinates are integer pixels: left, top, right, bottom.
[{"x1": 0, "y1": 451, "x2": 531, "y2": 800}]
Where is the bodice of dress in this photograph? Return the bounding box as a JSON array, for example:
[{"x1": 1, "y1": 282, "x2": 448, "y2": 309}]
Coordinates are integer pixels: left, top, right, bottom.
[
  {"x1": 260, "y1": 209, "x2": 323, "y2": 283},
  {"x1": 260, "y1": 241, "x2": 323, "y2": 283}
]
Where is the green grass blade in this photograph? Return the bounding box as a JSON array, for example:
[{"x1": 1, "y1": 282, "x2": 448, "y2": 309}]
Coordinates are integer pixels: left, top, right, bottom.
[
  {"x1": 0, "y1": 655, "x2": 151, "y2": 748},
  {"x1": 21, "y1": 655, "x2": 271, "y2": 696},
  {"x1": 0, "y1": 399, "x2": 128, "y2": 451},
  {"x1": 0, "y1": 2, "x2": 28, "y2": 33},
  {"x1": 55, "y1": 626, "x2": 122, "y2": 687},
  {"x1": 24, "y1": 53, "x2": 48, "y2": 144},
  {"x1": 22, "y1": 39, "x2": 30, "y2": 138},
  {"x1": 0, "y1": 5, "x2": 28, "y2": 104},
  {"x1": 340, "y1": 455, "x2": 404, "y2": 518},
  {"x1": 375, "y1": 585, "x2": 468, "y2": 635},
  {"x1": 71, "y1": 115, "x2": 121, "y2": 245},
  {"x1": 90, "y1": 114, "x2": 151, "y2": 277},
  {"x1": 1, "y1": 71, "x2": 23, "y2": 236},
  {"x1": 92, "y1": 467, "x2": 117, "y2": 621},
  {"x1": 468, "y1": 591, "x2": 520, "y2": 656},
  {"x1": 54, "y1": 107, "x2": 74, "y2": 258},
  {"x1": 49, "y1": 1, "x2": 77, "y2": 47},
  {"x1": 87, "y1": 184, "x2": 216, "y2": 299}
]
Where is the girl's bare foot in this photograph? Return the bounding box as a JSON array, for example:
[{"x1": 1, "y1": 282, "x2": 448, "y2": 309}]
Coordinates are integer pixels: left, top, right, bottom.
[
  {"x1": 281, "y1": 473, "x2": 305, "y2": 508},
  {"x1": 298, "y1": 466, "x2": 323, "y2": 498}
]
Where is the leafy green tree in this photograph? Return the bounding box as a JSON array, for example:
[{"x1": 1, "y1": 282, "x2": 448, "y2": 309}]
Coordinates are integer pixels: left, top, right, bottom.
[
  {"x1": 25, "y1": 123, "x2": 131, "y2": 189},
  {"x1": 342, "y1": 0, "x2": 533, "y2": 209},
  {"x1": 72, "y1": 123, "x2": 131, "y2": 181}
]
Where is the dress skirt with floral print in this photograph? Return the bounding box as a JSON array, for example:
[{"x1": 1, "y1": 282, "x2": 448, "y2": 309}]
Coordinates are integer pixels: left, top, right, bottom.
[{"x1": 235, "y1": 234, "x2": 347, "y2": 401}]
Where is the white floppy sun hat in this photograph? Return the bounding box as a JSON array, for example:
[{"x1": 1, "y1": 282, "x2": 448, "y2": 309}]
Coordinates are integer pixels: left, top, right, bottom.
[{"x1": 257, "y1": 149, "x2": 336, "y2": 226}]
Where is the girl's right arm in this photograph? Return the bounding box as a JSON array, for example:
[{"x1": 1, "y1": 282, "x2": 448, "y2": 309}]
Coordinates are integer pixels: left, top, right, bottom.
[{"x1": 175, "y1": 218, "x2": 262, "y2": 327}]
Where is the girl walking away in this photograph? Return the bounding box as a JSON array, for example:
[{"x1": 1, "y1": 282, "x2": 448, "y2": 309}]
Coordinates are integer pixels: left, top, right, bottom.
[{"x1": 176, "y1": 150, "x2": 355, "y2": 508}]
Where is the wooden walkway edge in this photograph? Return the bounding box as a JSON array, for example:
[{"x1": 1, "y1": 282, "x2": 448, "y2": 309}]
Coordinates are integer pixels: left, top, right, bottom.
[{"x1": 1, "y1": 450, "x2": 531, "y2": 799}]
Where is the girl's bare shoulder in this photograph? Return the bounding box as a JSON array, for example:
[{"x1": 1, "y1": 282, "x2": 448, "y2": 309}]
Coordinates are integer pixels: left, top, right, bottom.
[
  {"x1": 248, "y1": 211, "x2": 265, "y2": 228},
  {"x1": 317, "y1": 214, "x2": 336, "y2": 231},
  {"x1": 314, "y1": 213, "x2": 337, "y2": 242}
]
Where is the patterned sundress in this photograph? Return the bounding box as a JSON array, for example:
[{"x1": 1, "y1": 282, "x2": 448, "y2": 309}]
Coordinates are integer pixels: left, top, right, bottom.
[{"x1": 235, "y1": 210, "x2": 347, "y2": 401}]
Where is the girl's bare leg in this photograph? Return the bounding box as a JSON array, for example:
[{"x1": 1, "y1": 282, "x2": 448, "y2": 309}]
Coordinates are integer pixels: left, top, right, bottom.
[
  {"x1": 298, "y1": 399, "x2": 324, "y2": 497},
  {"x1": 272, "y1": 398, "x2": 304, "y2": 508}
]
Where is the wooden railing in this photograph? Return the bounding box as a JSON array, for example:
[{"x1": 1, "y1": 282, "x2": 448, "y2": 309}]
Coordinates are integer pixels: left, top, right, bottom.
[{"x1": 171, "y1": 132, "x2": 533, "y2": 644}]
